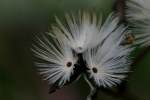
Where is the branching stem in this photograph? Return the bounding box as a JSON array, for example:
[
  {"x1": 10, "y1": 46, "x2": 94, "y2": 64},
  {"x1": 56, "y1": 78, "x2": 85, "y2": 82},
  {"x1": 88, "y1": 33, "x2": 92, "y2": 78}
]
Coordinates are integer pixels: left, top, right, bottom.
[{"x1": 84, "y1": 75, "x2": 98, "y2": 100}]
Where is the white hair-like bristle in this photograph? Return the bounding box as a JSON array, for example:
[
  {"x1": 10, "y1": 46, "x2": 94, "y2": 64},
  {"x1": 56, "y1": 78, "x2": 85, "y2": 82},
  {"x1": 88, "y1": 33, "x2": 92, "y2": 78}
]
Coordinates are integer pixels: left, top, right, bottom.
[
  {"x1": 52, "y1": 12, "x2": 121, "y2": 53},
  {"x1": 32, "y1": 11, "x2": 134, "y2": 93},
  {"x1": 126, "y1": 0, "x2": 150, "y2": 46},
  {"x1": 126, "y1": 0, "x2": 150, "y2": 20},
  {"x1": 83, "y1": 14, "x2": 133, "y2": 87},
  {"x1": 32, "y1": 33, "x2": 78, "y2": 87}
]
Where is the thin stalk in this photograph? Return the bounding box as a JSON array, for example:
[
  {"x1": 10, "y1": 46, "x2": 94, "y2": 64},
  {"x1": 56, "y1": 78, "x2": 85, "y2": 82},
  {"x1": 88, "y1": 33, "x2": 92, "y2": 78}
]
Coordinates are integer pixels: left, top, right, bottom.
[{"x1": 84, "y1": 75, "x2": 98, "y2": 100}]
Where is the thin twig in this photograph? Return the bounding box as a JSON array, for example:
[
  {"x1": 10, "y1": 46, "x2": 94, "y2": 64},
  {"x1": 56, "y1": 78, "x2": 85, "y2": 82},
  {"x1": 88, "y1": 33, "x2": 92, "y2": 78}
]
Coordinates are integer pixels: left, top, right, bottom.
[
  {"x1": 84, "y1": 75, "x2": 98, "y2": 100},
  {"x1": 113, "y1": 0, "x2": 126, "y2": 24}
]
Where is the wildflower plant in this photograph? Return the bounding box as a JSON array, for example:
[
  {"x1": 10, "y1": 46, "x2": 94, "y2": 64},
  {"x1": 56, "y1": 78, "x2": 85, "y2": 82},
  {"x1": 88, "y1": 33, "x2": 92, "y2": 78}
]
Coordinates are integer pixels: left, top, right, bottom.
[{"x1": 32, "y1": 11, "x2": 135, "y2": 100}]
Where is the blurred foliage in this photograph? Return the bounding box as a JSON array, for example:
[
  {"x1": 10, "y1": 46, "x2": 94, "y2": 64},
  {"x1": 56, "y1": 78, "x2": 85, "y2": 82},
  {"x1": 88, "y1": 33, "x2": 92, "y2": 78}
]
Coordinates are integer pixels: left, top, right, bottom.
[{"x1": 0, "y1": 0, "x2": 150, "y2": 100}]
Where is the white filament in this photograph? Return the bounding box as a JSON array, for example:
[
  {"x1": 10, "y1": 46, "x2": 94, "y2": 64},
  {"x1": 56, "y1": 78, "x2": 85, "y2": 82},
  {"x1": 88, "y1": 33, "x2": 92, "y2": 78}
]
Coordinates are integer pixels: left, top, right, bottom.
[
  {"x1": 83, "y1": 14, "x2": 133, "y2": 87},
  {"x1": 126, "y1": 0, "x2": 150, "y2": 46},
  {"x1": 32, "y1": 33, "x2": 78, "y2": 87}
]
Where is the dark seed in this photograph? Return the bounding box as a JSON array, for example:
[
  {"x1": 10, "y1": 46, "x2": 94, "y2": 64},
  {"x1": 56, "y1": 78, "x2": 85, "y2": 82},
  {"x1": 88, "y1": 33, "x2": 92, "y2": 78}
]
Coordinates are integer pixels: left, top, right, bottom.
[
  {"x1": 78, "y1": 47, "x2": 82, "y2": 50},
  {"x1": 66, "y1": 62, "x2": 72, "y2": 67},
  {"x1": 92, "y1": 67, "x2": 98, "y2": 73}
]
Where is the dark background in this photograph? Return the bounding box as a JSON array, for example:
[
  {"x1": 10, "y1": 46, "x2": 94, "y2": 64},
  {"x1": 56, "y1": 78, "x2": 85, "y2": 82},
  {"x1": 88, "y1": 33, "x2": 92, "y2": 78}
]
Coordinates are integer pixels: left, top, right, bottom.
[{"x1": 0, "y1": 0, "x2": 150, "y2": 100}]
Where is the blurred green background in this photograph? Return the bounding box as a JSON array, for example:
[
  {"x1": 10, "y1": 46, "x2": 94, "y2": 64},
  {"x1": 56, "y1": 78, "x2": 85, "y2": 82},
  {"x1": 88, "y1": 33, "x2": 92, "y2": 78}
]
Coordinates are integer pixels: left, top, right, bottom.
[{"x1": 0, "y1": 0, "x2": 150, "y2": 100}]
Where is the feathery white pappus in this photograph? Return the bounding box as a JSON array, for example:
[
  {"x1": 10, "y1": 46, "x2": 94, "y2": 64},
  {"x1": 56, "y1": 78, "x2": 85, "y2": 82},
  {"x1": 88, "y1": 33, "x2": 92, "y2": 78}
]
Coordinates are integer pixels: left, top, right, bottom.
[
  {"x1": 126, "y1": 0, "x2": 150, "y2": 46},
  {"x1": 32, "y1": 11, "x2": 134, "y2": 94},
  {"x1": 126, "y1": 0, "x2": 150, "y2": 20},
  {"x1": 83, "y1": 15, "x2": 133, "y2": 87},
  {"x1": 32, "y1": 33, "x2": 78, "y2": 87},
  {"x1": 52, "y1": 12, "x2": 120, "y2": 53}
]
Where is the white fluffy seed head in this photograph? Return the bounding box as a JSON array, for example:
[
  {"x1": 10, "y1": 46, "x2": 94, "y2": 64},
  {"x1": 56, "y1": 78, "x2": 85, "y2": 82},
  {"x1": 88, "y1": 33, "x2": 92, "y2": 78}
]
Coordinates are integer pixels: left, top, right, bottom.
[
  {"x1": 126, "y1": 0, "x2": 150, "y2": 46},
  {"x1": 126, "y1": 0, "x2": 150, "y2": 20},
  {"x1": 32, "y1": 33, "x2": 78, "y2": 87},
  {"x1": 83, "y1": 14, "x2": 134, "y2": 88},
  {"x1": 32, "y1": 11, "x2": 134, "y2": 90},
  {"x1": 52, "y1": 11, "x2": 105, "y2": 53}
]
